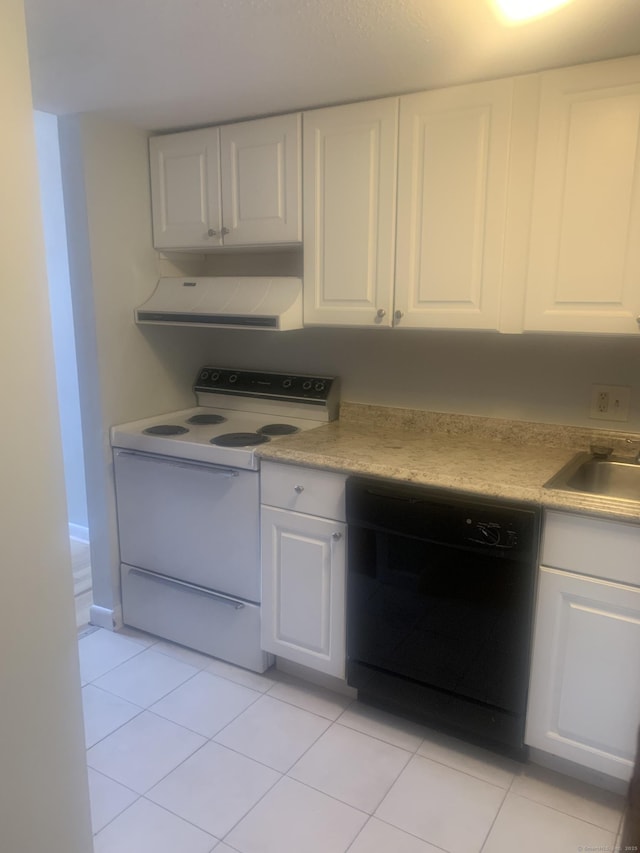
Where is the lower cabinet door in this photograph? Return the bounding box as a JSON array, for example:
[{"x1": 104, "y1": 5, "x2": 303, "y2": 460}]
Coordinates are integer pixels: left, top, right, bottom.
[
  {"x1": 261, "y1": 506, "x2": 346, "y2": 678},
  {"x1": 526, "y1": 566, "x2": 640, "y2": 780}
]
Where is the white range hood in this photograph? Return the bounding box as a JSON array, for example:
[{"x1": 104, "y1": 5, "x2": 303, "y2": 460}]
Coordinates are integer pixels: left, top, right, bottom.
[{"x1": 135, "y1": 276, "x2": 303, "y2": 331}]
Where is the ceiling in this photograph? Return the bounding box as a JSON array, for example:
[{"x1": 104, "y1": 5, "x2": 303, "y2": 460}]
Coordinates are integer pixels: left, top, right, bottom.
[{"x1": 24, "y1": 0, "x2": 640, "y2": 132}]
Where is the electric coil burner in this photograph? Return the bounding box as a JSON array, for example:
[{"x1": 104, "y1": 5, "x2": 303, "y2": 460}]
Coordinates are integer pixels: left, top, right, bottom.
[
  {"x1": 110, "y1": 367, "x2": 340, "y2": 673},
  {"x1": 258, "y1": 423, "x2": 300, "y2": 436},
  {"x1": 186, "y1": 413, "x2": 227, "y2": 425},
  {"x1": 143, "y1": 424, "x2": 189, "y2": 436},
  {"x1": 210, "y1": 432, "x2": 271, "y2": 447}
]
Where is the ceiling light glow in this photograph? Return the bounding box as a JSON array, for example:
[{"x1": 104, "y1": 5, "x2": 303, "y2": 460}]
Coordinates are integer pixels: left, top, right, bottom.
[{"x1": 493, "y1": 0, "x2": 573, "y2": 23}]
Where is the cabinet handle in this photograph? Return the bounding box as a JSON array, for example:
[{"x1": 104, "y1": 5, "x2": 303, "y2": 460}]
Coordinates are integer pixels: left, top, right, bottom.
[
  {"x1": 332, "y1": 531, "x2": 342, "y2": 541},
  {"x1": 394, "y1": 310, "x2": 404, "y2": 321},
  {"x1": 207, "y1": 228, "x2": 218, "y2": 237},
  {"x1": 221, "y1": 227, "x2": 230, "y2": 236},
  {"x1": 294, "y1": 484, "x2": 304, "y2": 493},
  {"x1": 376, "y1": 308, "x2": 386, "y2": 319}
]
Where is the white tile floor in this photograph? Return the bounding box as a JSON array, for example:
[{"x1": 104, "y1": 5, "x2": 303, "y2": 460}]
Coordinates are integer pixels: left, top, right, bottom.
[{"x1": 80, "y1": 627, "x2": 627, "y2": 853}]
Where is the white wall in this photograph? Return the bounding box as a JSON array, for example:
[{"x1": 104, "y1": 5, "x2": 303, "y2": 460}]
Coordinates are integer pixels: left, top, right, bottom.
[
  {"x1": 195, "y1": 253, "x2": 640, "y2": 431},
  {"x1": 180, "y1": 320, "x2": 640, "y2": 430},
  {"x1": 0, "y1": 2, "x2": 92, "y2": 851},
  {"x1": 58, "y1": 113, "x2": 201, "y2": 622},
  {"x1": 34, "y1": 110, "x2": 89, "y2": 535}
]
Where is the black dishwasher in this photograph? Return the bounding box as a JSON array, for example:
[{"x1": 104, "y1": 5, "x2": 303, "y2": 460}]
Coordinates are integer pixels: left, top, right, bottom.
[{"x1": 346, "y1": 476, "x2": 541, "y2": 758}]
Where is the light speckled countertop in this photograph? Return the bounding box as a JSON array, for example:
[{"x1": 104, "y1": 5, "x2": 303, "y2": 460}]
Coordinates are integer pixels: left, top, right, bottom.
[{"x1": 258, "y1": 402, "x2": 640, "y2": 523}]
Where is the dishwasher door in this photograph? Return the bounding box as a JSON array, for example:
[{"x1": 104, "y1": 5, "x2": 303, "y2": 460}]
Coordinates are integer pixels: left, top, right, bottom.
[
  {"x1": 113, "y1": 448, "x2": 260, "y2": 602},
  {"x1": 346, "y1": 476, "x2": 540, "y2": 753}
]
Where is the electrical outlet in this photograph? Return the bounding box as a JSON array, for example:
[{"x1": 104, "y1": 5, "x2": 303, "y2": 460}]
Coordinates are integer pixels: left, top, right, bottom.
[{"x1": 590, "y1": 384, "x2": 631, "y2": 421}]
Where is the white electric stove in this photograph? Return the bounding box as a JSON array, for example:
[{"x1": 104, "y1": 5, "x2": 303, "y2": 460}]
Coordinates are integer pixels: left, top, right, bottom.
[{"x1": 111, "y1": 367, "x2": 339, "y2": 672}]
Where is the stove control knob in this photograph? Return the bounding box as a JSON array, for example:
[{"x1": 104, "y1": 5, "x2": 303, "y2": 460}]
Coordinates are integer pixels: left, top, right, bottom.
[
  {"x1": 200, "y1": 370, "x2": 209, "y2": 381},
  {"x1": 229, "y1": 374, "x2": 238, "y2": 384},
  {"x1": 282, "y1": 378, "x2": 293, "y2": 389},
  {"x1": 302, "y1": 381, "x2": 312, "y2": 391},
  {"x1": 294, "y1": 484, "x2": 304, "y2": 494},
  {"x1": 314, "y1": 381, "x2": 326, "y2": 393},
  {"x1": 210, "y1": 371, "x2": 220, "y2": 382}
]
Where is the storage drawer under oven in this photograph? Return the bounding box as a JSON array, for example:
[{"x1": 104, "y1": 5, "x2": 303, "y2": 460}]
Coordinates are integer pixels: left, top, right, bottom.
[{"x1": 121, "y1": 563, "x2": 272, "y2": 672}]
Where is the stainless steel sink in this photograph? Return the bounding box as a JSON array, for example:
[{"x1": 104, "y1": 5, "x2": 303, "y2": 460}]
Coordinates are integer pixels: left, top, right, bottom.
[{"x1": 545, "y1": 452, "x2": 640, "y2": 503}]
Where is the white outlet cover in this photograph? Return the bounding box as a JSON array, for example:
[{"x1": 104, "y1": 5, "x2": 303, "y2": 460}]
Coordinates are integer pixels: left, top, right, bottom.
[{"x1": 590, "y1": 384, "x2": 631, "y2": 421}]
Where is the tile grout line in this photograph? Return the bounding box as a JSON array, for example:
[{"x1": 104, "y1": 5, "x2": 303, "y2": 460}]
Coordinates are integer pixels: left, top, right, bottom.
[
  {"x1": 282, "y1": 720, "x2": 414, "y2": 817},
  {"x1": 504, "y1": 789, "x2": 625, "y2": 834},
  {"x1": 408, "y1": 749, "x2": 518, "y2": 794},
  {"x1": 478, "y1": 783, "x2": 511, "y2": 853},
  {"x1": 86, "y1": 766, "x2": 142, "y2": 838}
]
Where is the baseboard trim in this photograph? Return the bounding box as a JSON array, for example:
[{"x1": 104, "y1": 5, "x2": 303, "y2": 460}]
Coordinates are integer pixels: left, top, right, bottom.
[
  {"x1": 89, "y1": 604, "x2": 123, "y2": 631},
  {"x1": 69, "y1": 523, "x2": 89, "y2": 542},
  {"x1": 529, "y1": 746, "x2": 628, "y2": 795},
  {"x1": 275, "y1": 657, "x2": 357, "y2": 698}
]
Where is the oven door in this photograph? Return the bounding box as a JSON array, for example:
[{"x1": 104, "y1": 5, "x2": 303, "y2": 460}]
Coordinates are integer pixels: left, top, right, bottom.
[{"x1": 113, "y1": 448, "x2": 259, "y2": 601}]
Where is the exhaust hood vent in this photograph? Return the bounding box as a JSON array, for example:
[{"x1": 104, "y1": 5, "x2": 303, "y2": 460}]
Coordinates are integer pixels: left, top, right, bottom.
[{"x1": 135, "y1": 277, "x2": 303, "y2": 331}]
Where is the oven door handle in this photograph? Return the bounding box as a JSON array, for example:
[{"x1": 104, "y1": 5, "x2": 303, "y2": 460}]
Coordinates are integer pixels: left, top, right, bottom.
[
  {"x1": 114, "y1": 449, "x2": 240, "y2": 477},
  {"x1": 128, "y1": 566, "x2": 247, "y2": 609}
]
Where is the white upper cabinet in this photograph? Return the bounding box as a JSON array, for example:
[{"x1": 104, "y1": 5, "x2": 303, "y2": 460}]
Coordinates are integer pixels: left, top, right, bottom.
[
  {"x1": 219, "y1": 113, "x2": 301, "y2": 246},
  {"x1": 303, "y1": 98, "x2": 399, "y2": 327},
  {"x1": 394, "y1": 79, "x2": 514, "y2": 330},
  {"x1": 150, "y1": 127, "x2": 222, "y2": 249},
  {"x1": 302, "y1": 83, "x2": 513, "y2": 330},
  {"x1": 150, "y1": 114, "x2": 301, "y2": 250},
  {"x1": 524, "y1": 56, "x2": 640, "y2": 334}
]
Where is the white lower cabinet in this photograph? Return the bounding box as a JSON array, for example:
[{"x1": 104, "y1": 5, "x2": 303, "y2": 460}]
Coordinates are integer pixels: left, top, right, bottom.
[
  {"x1": 260, "y1": 462, "x2": 347, "y2": 678},
  {"x1": 526, "y1": 511, "x2": 640, "y2": 781}
]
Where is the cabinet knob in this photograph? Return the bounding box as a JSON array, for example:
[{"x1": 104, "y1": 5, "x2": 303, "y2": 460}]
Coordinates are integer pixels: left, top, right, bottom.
[
  {"x1": 294, "y1": 484, "x2": 304, "y2": 494},
  {"x1": 207, "y1": 228, "x2": 218, "y2": 237},
  {"x1": 376, "y1": 308, "x2": 386, "y2": 319},
  {"x1": 332, "y1": 531, "x2": 342, "y2": 541},
  {"x1": 221, "y1": 227, "x2": 230, "y2": 236},
  {"x1": 394, "y1": 310, "x2": 404, "y2": 321}
]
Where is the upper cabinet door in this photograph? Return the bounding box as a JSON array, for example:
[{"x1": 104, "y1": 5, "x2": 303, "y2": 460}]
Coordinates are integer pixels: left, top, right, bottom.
[
  {"x1": 149, "y1": 127, "x2": 222, "y2": 249},
  {"x1": 219, "y1": 113, "x2": 301, "y2": 246},
  {"x1": 394, "y1": 80, "x2": 513, "y2": 330},
  {"x1": 524, "y1": 57, "x2": 640, "y2": 334},
  {"x1": 303, "y1": 98, "x2": 399, "y2": 327}
]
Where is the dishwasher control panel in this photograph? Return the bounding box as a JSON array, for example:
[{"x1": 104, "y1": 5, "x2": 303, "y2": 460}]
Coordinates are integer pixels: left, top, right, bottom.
[{"x1": 466, "y1": 519, "x2": 519, "y2": 549}]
